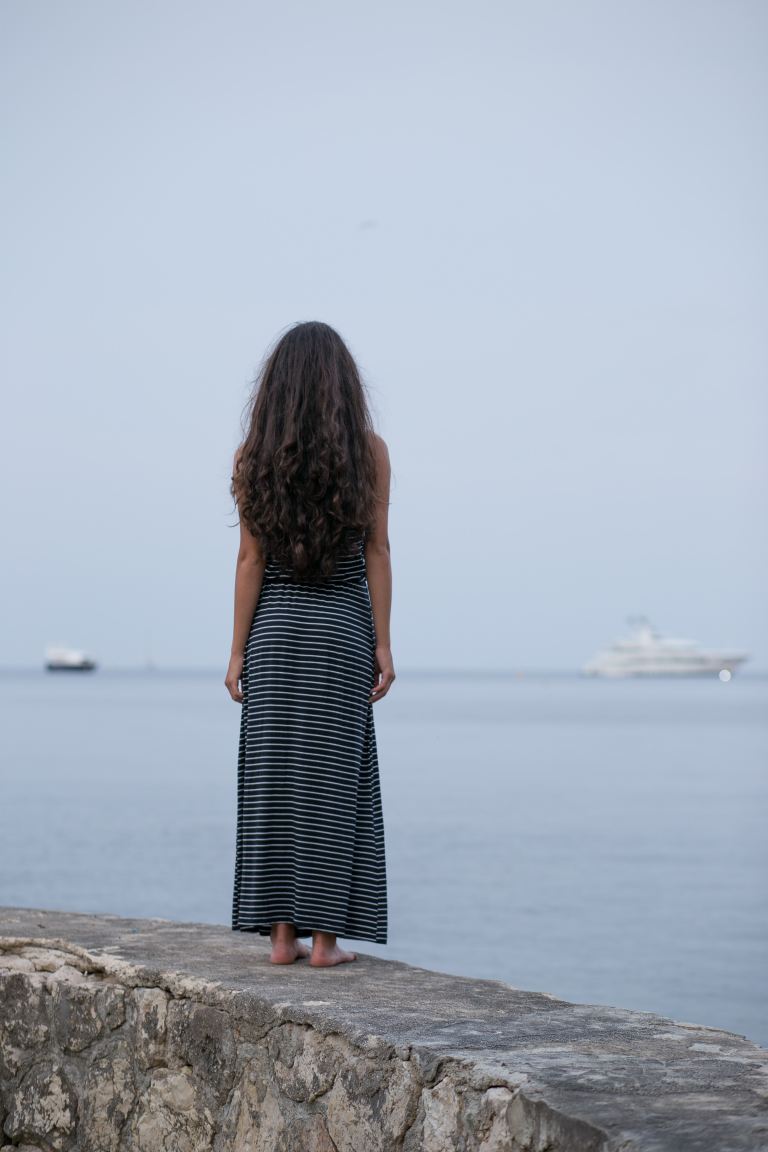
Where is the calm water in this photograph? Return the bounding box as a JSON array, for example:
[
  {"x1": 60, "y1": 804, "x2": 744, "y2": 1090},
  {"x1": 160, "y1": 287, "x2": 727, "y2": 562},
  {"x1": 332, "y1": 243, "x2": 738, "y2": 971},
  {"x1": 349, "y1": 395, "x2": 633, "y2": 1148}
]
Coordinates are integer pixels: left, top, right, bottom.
[{"x1": 1, "y1": 669, "x2": 766, "y2": 1047}]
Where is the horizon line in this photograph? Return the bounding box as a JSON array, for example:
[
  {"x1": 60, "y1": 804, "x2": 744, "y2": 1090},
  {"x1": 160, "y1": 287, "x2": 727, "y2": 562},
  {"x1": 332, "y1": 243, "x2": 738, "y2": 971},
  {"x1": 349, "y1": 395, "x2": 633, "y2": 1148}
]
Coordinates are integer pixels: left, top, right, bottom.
[{"x1": 1, "y1": 664, "x2": 767, "y2": 679}]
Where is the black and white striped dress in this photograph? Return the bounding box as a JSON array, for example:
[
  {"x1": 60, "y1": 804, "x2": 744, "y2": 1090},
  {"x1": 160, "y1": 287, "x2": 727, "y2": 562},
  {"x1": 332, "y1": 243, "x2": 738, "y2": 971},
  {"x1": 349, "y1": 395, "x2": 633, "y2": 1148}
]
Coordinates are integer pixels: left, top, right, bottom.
[{"x1": 231, "y1": 533, "x2": 388, "y2": 944}]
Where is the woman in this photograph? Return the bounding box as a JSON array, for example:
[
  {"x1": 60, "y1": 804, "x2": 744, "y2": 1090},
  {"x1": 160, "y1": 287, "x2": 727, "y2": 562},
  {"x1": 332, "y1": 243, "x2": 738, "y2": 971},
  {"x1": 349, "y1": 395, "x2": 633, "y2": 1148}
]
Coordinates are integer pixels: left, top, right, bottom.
[{"x1": 226, "y1": 321, "x2": 394, "y2": 967}]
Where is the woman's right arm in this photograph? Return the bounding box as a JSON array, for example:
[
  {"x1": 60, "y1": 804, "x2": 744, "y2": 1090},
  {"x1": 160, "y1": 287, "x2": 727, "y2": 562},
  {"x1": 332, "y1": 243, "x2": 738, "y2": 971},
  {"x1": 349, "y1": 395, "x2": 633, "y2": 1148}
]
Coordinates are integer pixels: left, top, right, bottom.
[
  {"x1": 365, "y1": 435, "x2": 395, "y2": 702},
  {"x1": 225, "y1": 447, "x2": 267, "y2": 703}
]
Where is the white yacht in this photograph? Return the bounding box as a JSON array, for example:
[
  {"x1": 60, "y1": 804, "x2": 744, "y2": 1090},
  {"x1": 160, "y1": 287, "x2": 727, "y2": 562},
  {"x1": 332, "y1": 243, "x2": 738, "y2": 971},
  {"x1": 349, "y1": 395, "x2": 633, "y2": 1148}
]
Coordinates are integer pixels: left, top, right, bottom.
[
  {"x1": 583, "y1": 617, "x2": 750, "y2": 679},
  {"x1": 45, "y1": 645, "x2": 98, "y2": 672}
]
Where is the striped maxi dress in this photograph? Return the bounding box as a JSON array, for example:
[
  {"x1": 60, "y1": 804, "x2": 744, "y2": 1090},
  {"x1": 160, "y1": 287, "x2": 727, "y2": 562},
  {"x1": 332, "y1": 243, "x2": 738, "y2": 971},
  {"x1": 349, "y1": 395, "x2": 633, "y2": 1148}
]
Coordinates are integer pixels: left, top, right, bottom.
[{"x1": 231, "y1": 532, "x2": 388, "y2": 943}]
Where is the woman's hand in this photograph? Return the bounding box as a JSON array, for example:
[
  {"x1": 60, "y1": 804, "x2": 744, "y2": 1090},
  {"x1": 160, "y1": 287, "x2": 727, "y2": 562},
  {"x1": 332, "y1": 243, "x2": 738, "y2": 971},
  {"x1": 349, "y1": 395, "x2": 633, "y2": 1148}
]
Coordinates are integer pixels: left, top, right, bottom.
[
  {"x1": 225, "y1": 652, "x2": 245, "y2": 703},
  {"x1": 370, "y1": 645, "x2": 395, "y2": 703}
]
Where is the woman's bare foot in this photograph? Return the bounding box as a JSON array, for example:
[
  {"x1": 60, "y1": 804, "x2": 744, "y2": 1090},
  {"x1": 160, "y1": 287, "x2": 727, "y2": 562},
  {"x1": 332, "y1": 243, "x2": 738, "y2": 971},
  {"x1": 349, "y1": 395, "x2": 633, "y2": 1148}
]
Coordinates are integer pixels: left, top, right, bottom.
[
  {"x1": 269, "y1": 923, "x2": 310, "y2": 964},
  {"x1": 309, "y1": 930, "x2": 357, "y2": 967}
]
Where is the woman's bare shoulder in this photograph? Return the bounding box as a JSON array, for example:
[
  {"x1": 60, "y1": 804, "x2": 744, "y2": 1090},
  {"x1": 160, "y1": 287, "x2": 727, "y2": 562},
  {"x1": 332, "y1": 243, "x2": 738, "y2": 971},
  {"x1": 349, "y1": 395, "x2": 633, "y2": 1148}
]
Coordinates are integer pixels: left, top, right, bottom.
[{"x1": 369, "y1": 431, "x2": 390, "y2": 465}]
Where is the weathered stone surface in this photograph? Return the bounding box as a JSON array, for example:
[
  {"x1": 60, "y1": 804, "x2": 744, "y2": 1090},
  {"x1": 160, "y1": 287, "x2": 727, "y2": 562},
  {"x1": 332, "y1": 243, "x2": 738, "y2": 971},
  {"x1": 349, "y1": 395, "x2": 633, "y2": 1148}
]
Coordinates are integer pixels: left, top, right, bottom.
[
  {"x1": 51, "y1": 979, "x2": 103, "y2": 1052},
  {"x1": 3, "y1": 1059, "x2": 77, "y2": 1150},
  {"x1": 410, "y1": 1075, "x2": 461, "y2": 1152},
  {"x1": 1, "y1": 906, "x2": 767, "y2": 1151},
  {"x1": 18, "y1": 947, "x2": 77, "y2": 973},
  {"x1": 129, "y1": 1066, "x2": 215, "y2": 1152},
  {"x1": 79, "y1": 1045, "x2": 136, "y2": 1152},
  {"x1": 0, "y1": 969, "x2": 50, "y2": 1078},
  {"x1": 167, "y1": 999, "x2": 237, "y2": 1103},
  {"x1": 267, "y1": 1023, "x2": 343, "y2": 1102},
  {"x1": 0, "y1": 954, "x2": 35, "y2": 973},
  {"x1": 325, "y1": 1048, "x2": 420, "y2": 1150},
  {"x1": 44, "y1": 963, "x2": 89, "y2": 988},
  {"x1": 133, "y1": 986, "x2": 169, "y2": 1069},
  {"x1": 227, "y1": 1061, "x2": 295, "y2": 1150}
]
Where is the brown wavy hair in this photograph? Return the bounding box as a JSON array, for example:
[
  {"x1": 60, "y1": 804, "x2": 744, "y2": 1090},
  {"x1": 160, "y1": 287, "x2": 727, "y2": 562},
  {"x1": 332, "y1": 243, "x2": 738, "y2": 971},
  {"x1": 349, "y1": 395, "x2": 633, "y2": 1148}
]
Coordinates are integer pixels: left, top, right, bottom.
[{"x1": 230, "y1": 321, "x2": 379, "y2": 584}]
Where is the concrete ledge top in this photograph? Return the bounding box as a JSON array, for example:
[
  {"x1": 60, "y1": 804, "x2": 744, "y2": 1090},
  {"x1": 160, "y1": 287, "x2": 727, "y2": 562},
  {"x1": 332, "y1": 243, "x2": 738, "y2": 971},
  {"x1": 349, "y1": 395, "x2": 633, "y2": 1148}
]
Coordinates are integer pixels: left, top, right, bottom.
[{"x1": 1, "y1": 906, "x2": 767, "y2": 1150}]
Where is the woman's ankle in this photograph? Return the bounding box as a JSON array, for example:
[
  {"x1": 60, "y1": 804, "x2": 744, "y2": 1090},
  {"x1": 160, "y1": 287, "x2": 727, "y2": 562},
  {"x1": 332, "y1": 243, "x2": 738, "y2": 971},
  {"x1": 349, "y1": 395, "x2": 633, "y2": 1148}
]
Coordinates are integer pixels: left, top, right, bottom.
[{"x1": 271, "y1": 921, "x2": 297, "y2": 943}]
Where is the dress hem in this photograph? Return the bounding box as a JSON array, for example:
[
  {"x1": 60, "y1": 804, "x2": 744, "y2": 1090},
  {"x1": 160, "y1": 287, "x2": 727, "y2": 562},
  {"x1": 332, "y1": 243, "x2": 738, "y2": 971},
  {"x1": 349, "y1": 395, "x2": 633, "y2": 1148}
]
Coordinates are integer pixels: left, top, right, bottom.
[{"x1": 231, "y1": 921, "x2": 387, "y2": 945}]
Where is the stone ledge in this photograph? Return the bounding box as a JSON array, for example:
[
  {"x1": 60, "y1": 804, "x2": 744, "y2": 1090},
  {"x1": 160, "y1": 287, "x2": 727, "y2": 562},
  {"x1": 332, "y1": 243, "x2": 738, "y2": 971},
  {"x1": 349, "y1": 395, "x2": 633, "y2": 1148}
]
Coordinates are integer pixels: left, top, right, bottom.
[{"x1": 0, "y1": 906, "x2": 766, "y2": 1151}]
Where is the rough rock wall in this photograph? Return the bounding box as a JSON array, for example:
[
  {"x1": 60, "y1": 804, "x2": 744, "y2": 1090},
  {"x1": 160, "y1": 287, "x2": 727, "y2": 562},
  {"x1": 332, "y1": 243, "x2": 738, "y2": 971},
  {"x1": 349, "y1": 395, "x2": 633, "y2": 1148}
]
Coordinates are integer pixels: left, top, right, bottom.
[{"x1": 0, "y1": 938, "x2": 593, "y2": 1152}]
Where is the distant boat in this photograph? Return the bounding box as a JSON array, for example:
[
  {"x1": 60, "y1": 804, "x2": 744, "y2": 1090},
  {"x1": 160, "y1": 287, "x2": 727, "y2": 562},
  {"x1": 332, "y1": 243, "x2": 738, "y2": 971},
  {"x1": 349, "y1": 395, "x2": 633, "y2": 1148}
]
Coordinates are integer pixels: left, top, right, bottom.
[
  {"x1": 45, "y1": 645, "x2": 98, "y2": 672},
  {"x1": 583, "y1": 616, "x2": 750, "y2": 679}
]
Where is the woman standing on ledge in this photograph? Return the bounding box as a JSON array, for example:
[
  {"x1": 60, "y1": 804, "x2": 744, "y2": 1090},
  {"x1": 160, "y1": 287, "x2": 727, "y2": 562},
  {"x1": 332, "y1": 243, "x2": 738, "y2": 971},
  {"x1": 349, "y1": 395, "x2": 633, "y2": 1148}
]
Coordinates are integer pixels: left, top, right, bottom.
[{"x1": 226, "y1": 321, "x2": 394, "y2": 967}]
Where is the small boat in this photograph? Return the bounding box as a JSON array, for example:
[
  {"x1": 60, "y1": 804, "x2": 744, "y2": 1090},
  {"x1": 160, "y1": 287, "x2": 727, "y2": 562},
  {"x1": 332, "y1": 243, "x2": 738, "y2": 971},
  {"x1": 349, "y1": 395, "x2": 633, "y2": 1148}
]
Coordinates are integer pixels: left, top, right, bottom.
[
  {"x1": 45, "y1": 645, "x2": 98, "y2": 672},
  {"x1": 583, "y1": 616, "x2": 750, "y2": 679}
]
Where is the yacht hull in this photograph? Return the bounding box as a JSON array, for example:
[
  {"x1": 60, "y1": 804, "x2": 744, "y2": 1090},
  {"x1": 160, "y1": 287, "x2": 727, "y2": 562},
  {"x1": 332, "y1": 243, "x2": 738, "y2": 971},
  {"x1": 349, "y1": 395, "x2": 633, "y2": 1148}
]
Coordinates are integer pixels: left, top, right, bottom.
[
  {"x1": 583, "y1": 657, "x2": 748, "y2": 678},
  {"x1": 45, "y1": 661, "x2": 98, "y2": 672}
]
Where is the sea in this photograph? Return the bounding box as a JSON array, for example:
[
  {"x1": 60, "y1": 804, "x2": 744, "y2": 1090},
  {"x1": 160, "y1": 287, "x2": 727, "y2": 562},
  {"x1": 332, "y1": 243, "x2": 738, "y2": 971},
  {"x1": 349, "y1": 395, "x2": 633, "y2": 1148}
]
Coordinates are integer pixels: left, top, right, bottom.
[{"x1": 1, "y1": 668, "x2": 766, "y2": 1048}]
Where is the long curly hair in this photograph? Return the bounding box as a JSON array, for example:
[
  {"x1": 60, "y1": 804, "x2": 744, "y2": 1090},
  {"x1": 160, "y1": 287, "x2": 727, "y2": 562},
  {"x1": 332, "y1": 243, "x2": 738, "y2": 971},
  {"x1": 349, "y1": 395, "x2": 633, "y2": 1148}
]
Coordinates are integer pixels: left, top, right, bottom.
[{"x1": 231, "y1": 321, "x2": 379, "y2": 584}]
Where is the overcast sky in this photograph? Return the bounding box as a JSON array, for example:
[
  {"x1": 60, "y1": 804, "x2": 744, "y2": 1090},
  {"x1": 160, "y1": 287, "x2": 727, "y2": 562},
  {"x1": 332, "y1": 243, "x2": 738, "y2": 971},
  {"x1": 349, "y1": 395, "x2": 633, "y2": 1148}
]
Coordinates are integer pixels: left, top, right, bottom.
[{"x1": 2, "y1": 0, "x2": 766, "y2": 671}]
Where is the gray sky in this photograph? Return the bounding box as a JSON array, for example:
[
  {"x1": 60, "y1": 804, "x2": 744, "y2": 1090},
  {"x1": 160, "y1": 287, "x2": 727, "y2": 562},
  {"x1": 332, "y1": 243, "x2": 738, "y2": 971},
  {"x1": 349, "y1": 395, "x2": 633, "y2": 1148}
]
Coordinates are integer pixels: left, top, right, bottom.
[{"x1": 2, "y1": 0, "x2": 766, "y2": 671}]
